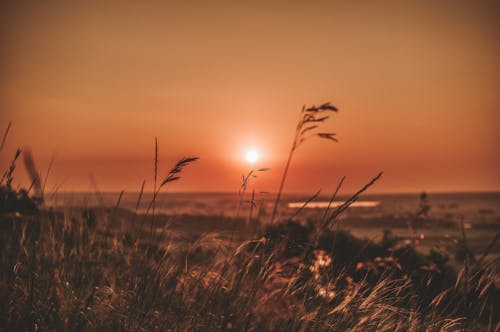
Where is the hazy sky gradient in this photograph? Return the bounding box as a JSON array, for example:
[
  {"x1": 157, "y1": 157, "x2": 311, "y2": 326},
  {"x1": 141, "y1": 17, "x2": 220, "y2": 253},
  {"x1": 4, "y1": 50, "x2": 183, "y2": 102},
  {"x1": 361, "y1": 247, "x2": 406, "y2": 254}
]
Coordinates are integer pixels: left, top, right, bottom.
[{"x1": 1, "y1": 0, "x2": 499, "y2": 193}]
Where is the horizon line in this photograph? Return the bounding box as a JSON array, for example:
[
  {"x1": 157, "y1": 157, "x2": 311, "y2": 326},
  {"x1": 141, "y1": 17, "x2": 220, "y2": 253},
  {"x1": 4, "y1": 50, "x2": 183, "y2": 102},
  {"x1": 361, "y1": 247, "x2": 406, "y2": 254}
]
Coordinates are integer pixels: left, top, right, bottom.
[{"x1": 53, "y1": 189, "x2": 500, "y2": 196}]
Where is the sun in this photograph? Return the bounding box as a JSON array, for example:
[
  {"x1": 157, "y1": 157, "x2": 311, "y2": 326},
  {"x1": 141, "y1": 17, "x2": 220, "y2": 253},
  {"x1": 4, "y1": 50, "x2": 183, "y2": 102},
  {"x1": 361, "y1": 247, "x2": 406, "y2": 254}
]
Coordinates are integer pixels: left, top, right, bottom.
[{"x1": 245, "y1": 149, "x2": 259, "y2": 164}]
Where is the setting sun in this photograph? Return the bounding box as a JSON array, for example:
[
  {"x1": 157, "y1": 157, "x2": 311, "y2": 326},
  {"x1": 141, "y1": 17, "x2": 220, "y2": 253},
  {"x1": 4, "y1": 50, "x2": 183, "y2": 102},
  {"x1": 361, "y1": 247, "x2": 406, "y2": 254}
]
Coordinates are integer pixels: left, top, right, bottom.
[{"x1": 245, "y1": 149, "x2": 259, "y2": 164}]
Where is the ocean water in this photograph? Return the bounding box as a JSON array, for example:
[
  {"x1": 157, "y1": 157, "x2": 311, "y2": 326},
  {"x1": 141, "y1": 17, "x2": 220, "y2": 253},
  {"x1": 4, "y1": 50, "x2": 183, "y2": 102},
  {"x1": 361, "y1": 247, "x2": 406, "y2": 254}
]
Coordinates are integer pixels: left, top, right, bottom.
[{"x1": 46, "y1": 191, "x2": 500, "y2": 225}]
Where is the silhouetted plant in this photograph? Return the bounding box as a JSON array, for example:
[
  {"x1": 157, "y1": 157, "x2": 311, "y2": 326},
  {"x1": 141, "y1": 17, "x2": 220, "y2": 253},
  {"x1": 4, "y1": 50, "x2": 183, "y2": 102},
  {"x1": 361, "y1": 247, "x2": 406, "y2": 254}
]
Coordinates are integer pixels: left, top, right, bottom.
[
  {"x1": 0, "y1": 121, "x2": 12, "y2": 153},
  {"x1": 237, "y1": 167, "x2": 270, "y2": 219},
  {"x1": 0, "y1": 124, "x2": 42, "y2": 216},
  {"x1": 271, "y1": 102, "x2": 339, "y2": 223},
  {"x1": 0, "y1": 186, "x2": 41, "y2": 215},
  {"x1": 322, "y1": 172, "x2": 383, "y2": 229},
  {"x1": 0, "y1": 148, "x2": 21, "y2": 189},
  {"x1": 147, "y1": 137, "x2": 199, "y2": 234},
  {"x1": 135, "y1": 179, "x2": 146, "y2": 212}
]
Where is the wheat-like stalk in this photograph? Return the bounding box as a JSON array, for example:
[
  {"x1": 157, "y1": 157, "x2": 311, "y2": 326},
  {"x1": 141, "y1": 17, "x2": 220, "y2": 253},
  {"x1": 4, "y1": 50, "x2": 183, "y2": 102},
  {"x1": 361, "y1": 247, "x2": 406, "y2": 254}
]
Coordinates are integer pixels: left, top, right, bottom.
[
  {"x1": 271, "y1": 102, "x2": 339, "y2": 223},
  {"x1": 146, "y1": 138, "x2": 199, "y2": 235}
]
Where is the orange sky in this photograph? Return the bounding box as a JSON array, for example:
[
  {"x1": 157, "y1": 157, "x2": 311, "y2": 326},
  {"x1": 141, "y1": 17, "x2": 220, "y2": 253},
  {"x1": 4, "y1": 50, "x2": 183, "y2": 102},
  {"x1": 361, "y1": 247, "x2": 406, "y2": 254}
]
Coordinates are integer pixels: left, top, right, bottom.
[{"x1": 1, "y1": 0, "x2": 499, "y2": 194}]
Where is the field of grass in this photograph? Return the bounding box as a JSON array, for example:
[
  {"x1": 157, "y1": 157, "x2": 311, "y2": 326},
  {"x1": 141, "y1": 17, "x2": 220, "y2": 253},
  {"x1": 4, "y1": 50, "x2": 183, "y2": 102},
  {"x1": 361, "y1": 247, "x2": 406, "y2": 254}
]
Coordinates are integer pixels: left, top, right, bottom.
[{"x1": 0, "y1": 199, "x2": 498, "y2": 331}]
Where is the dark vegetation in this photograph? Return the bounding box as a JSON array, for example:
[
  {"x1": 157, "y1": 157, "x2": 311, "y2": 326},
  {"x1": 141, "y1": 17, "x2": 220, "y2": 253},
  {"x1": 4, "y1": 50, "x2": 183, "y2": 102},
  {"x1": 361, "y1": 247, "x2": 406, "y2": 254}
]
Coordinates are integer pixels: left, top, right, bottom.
[{"x1": 1, "y1": 108, "x2": 499, "y2": 331}]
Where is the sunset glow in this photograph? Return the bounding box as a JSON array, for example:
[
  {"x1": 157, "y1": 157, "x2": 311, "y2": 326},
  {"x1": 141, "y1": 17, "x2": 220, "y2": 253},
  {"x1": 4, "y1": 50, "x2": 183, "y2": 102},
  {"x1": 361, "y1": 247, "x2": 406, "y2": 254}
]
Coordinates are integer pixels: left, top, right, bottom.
[
  {"x1": 1, "y1": 2, "x2": 499, "y2": 330},
  {"x1": 245, "y1": 150, "x2": 259, "y2": 164},
  {"x1": 0, "y1": 1, "x2": 499, "y2": 193}
]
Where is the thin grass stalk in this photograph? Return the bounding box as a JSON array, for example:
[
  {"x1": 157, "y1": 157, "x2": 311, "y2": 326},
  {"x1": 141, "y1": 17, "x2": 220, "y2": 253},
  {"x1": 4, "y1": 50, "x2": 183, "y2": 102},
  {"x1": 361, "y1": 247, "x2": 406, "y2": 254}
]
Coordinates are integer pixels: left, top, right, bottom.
[
  {"x1": 151, "y1": 137, "x2": 158, "y2": 235},
  {"x1": 238, "y1": 168, "x2": 268, "y2": 220},
  {"x1": 136, "y1": 179, "x2": 145, "y2": 211},
  {"x1": 40, "y1": 155, "x2": 55, "y2": 202},
  {"x1": 322, "y1": 176, "x2": 346, "y2": 222},
  {"x1": 270, "y1": 140, "x2": 296, "y2": 223},
  {"x1": 145, "y1": 156, "x2": 199, "y2": 218},
  {"x1": 323, "y1": 171, "x2": 383, "y2": 229},
  {"x1": 0, "y1": 148, "x2": 21, "y2": 187},
  {"x1": 270, "y1": 106, "x2": 306, "y2": 223},
  {"x1": 290, "y1": 189, "x2": 321, "y2": 220},
  {"x1": 237, "y1": 170, "x2": 253, "y2": 217},
  {"x1": 26, "y1": 177, "x2": 37, "y2": 195},
  {"x1": 0, "y1": 121, "x2": 12, "y2": 153},
  {"x1": 247, "y1": 188, "x2": 255, "y2": 225},
  {"x1": 48, "y1": 178, "x2": 67, "y2": 200},
  {"x1": 115, "y1": 190, "x2": 124, "y2": 210}
]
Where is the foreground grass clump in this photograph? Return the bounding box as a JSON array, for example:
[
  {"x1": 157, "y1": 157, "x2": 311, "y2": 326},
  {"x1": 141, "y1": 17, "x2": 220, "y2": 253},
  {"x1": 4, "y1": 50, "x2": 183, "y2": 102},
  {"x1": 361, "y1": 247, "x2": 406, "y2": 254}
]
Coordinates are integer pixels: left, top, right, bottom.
[{"x1": 0, "y1": 209, "x2": 498, "y2": 331}]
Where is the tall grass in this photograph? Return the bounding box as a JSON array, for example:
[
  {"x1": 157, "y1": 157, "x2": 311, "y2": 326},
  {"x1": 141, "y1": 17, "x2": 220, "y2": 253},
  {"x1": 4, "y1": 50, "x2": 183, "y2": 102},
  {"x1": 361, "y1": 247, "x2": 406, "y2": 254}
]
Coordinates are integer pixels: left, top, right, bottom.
[
  {"x1": 145, "y1": 137, "x2": 198, "y2": 235},
  {"x1": 1, "y1": 207, "x2": 497, "y2": 331},
  {"x1": 271, "y1": 103, "x2": 339, "y2": 223}
]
